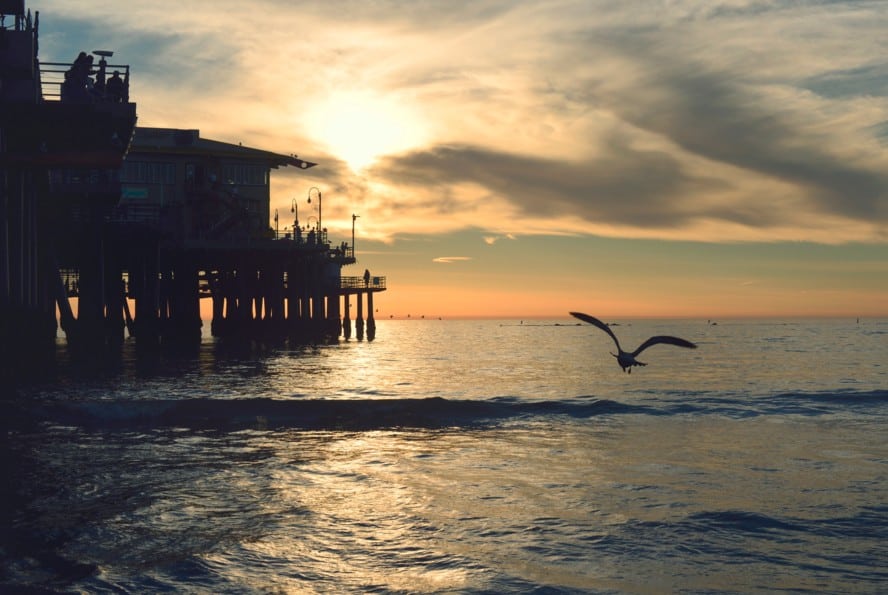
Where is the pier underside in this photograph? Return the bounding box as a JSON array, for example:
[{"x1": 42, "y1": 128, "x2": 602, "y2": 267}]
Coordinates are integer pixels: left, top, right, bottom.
[{"x1": 52, "y1": 230, "x2": 385, "y2": 348}]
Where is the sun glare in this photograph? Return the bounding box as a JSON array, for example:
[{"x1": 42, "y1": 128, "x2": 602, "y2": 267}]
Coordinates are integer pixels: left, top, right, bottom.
[{"x1": 306, "y1": 91, "x2": 425, "y2": 171}]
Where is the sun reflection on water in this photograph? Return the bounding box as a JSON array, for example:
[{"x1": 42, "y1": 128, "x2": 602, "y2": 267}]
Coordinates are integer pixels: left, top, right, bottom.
[{"x1": 195, "y1": 424, "x2": 616, "y2": 592}]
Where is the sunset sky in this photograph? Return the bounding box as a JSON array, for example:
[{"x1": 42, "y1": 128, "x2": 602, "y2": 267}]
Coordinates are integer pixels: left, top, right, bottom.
[{"x1": 38, "y1": 0, "x2": 887, "y2": 318}]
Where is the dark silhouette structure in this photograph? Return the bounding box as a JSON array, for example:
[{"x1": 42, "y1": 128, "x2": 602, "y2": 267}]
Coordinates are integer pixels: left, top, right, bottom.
[
  {"x1": 1, "y1": 4, "x2": 136, "y2": 373},
  {"x1": 1, "y1": 2, "x2": 385, "y2": 378}
]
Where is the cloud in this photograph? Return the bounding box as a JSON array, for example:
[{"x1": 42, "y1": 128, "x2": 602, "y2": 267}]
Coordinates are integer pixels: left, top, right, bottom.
[
  {"x1": 484, "y1": 234, "x2": 516, "y2": 245},
  {"x1": 590, "y1": 55, "x2": 887, "y2": 222},
  {"x1": 432, "y1": 256, "x2": 472, "y2": 264},
  {"x1": 365, "y1": 0, "x2": 888, "y2": 242},
  {"x1": 376, "y1": 141, "x2": 720, "y2": 228}
]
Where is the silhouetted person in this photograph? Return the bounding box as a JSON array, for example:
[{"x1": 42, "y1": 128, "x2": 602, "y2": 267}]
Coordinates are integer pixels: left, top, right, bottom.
[
  {"x1": 105, "y1": 70, "x2": 125, "y2": 102},
  {"x1": 62, "y1": 51, "x2": 93, "y2": 102},
  {"x1": 71, "y1": 52, "x2": 91, "y2": 83},
  {"x1": 364, "y1": 269, "x2": 370, "y2": 287},
  {"x1": 81, "y1": 54, "x2": 96, "y2": 93}
]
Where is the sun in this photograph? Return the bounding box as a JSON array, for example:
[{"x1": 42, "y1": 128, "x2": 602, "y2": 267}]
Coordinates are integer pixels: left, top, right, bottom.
[{"x1": 305, "y1": 91, "x2": 426, "y2": 171}]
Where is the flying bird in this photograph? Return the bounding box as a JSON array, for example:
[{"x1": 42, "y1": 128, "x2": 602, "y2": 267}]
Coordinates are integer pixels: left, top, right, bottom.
[{"x1": 570, "y1": 311, "x2": 697, "y2": 373}]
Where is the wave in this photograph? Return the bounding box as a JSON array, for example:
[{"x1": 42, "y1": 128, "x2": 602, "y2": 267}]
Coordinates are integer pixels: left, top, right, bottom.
[
  {"x1": 12, "y1": 389, "x2": 885, "y2": 433},
  {"x1": 660, "y1": 507, "x2": 888, "y2": 547},
  {"x1": 642, "y1": 389, "x2": 888, "y2": 418},
  {"x1": 24, "y1": 396, "x2": 644, "y2": 432}
]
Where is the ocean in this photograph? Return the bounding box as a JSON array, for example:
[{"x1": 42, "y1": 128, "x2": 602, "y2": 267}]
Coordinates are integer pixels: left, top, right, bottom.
[{"x1": 2, "y1": 318, "x2": 886, "y2": 593}]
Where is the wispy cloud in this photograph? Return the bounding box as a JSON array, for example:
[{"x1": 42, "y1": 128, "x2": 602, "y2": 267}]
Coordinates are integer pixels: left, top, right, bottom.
[
  {"x1": 432, "y1": 256, "x2": 472, "y2": 264},
  {"x1": 484, "y1": 234, "x2": 516, "y2": 245}
]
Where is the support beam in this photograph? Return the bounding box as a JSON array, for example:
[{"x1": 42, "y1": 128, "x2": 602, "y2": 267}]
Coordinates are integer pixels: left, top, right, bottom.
[
  {"x1": 356, "y1": 290, "x2": 364, "y2": 341},
  {"x1": 343, "y1": 294, "x2": 352, "y2": 339},
  {"x1": 367, "y1": 291, "x2": 376, "y2": 342}
]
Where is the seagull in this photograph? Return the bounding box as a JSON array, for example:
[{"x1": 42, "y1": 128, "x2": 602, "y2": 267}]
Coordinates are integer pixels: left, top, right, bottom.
[{"x1": 570, "y1": 311, "x2": 697, "y2": 373}]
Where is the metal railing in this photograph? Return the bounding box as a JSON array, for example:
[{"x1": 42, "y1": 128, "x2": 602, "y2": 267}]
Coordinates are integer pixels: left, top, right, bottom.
[
  {"x1": 272, "y1": 231, "x2": 355, "y2": 259},
  {"x1": 39, "y1": 60, "x2": 130, "y2": 103},
  {"x1": 341, "y1": 276, "x2": 385, "y2": 290},
  {"x1": 272, "y1": 228, "x2": 328, "y2": 244}
]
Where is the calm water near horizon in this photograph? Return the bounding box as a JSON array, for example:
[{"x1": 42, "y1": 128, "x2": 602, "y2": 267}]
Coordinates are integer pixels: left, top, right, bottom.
[{"x1": 3, "y1": 318, "x2": 886, "y2": 593}]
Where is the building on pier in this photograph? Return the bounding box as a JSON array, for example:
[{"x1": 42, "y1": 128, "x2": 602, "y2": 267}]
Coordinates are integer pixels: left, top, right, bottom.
[
  {"x1": 115, "y1": 127, "x2": 316, "y2": 240},
  {"x1": 86, "y1": 126, "x2": 386, "y2": 344}
]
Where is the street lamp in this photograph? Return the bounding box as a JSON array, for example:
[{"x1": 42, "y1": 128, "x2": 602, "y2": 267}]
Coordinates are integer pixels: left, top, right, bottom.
[
  {"x1": 307, "y1": 186, "x2": 321, "y2": 231},
  {"x1": 274, "y1": 208, "x2": 279, "y2": 236},
  {"x1": 290, "y1": 197, "x2": 299, "y2": 229},
  {"x1": 351, "y1": 213, "x2": 359, "y2": 258}
]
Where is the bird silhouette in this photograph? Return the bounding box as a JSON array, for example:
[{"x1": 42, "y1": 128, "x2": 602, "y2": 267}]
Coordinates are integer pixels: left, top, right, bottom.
[{"x1": 570, "y1": 312, "x2": 697, "y2": 373}]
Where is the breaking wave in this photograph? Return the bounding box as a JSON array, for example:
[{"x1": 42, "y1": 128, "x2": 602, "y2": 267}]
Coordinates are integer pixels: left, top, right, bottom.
[
  {"x1": 14, "y1": 388, "x2": 886, "y2": 432},
  {"x1": 25, "y1": 396, "x2": 641, "y2": 431}
]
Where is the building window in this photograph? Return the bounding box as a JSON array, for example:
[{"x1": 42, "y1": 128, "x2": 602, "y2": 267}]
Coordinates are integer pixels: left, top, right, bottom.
[
  {"x1": 222, "y1": 164, "x2": 268, "y2": 186},
  {"x1": 121, "y1": 161, "x2": 176, "y2": 184}
]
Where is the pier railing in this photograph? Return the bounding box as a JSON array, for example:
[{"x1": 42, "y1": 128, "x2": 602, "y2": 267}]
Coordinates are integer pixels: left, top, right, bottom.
[
  {"x1": 59, "y1": 270, "x2": 386, "y2": 297},
  {"x1": 39, "y1": 61, "x2": 131, "y2": 103},
  {"x1": 273, "y1": 229, "x2": 329, "y2": 244},
  {"x1": 273, "y1": 230, "x2": 355, "y2": 260},
  {"x1": 341, "y1": 276, "x2": 385, "y2": 290}
]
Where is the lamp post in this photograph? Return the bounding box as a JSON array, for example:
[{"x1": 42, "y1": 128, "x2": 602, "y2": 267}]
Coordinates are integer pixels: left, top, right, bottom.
[
  {"x1": 290, "y1": 197, "x2": 299, "y2": 229},
  {"x1": 351, "y1": 213, "x2": 359, "y2": 258},
  {"x1": 307, "y1": 186, "x2": 321, "y2": 231},
  {"x1": 274, "y1": 208, "x2": 279, "y2": 236}
]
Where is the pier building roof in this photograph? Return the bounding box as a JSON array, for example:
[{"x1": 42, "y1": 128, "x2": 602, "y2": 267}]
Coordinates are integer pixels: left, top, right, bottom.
[{"x1": 131, "y1": 127, "x2": 317, "y2": 171}]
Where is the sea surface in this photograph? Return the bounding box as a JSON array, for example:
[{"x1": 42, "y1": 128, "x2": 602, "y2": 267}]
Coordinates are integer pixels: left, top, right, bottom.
[{"x1": 2, "y1": 318, "x2": 886, "y2": 593}]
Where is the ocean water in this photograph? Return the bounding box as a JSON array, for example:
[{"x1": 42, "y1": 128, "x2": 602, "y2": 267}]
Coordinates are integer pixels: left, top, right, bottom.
[{"x1": 2, "y1": 318, "x2": 886, "y2": 593}]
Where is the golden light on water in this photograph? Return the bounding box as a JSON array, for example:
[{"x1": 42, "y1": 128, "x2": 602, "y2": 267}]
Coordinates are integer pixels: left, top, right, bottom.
[{"x1": 230, "y1": 431, "x2": 475, "y2": 592}]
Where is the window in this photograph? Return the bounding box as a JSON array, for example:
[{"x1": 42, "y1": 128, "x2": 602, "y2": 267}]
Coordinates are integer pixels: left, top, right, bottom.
[
  {"x1": 121, "y1": 161, "x2": 176, "y2": 184},
  {"x1": 222, "y1": 163, "x2": 268, "y2": 186}
]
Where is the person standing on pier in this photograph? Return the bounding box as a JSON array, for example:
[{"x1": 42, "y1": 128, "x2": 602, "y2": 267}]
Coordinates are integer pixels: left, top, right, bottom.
[
  {"x1": 364, "y1": 269, "x2": 370, "y2": 287},
  {"x1": 106, "y1": 70, "x2": 125, "y2": 102}
]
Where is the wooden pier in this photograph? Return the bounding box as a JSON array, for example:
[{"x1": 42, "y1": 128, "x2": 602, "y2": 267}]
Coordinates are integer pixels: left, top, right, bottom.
[{"x1": 2, "y1": 3, "x2": 386, "y2": 377}]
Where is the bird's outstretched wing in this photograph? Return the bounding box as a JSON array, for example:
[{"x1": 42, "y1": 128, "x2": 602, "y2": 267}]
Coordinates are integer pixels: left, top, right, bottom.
[
  {"x1": 632, "y1": 335, "x2": 697, "y2": 356},
  {"x1": 569, "y1": 312, "x2": 621, "y2": 351}
]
